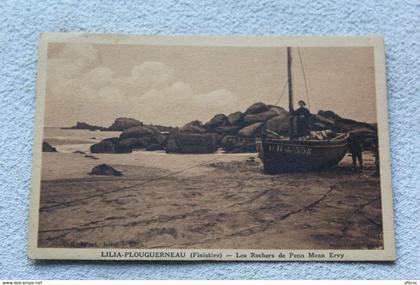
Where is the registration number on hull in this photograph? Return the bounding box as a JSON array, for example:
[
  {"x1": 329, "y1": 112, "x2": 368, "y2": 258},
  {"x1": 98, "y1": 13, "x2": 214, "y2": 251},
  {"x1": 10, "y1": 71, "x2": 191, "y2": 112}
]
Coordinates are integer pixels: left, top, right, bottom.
[{"x1": 267, "y1": 144, "x2": 312, "y2": 156}]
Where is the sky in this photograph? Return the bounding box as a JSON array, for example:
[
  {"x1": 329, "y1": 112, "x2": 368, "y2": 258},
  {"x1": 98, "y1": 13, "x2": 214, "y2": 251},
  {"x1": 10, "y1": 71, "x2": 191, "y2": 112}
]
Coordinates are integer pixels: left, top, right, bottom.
[{"x1": 44, "y1": 43, "x2": 377, "y2": 127}]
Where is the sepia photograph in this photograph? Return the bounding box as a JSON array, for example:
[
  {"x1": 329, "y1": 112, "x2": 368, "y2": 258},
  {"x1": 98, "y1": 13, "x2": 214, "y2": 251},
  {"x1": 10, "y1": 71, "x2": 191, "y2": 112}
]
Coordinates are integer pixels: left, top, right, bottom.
[{"x1": 28, "y1": 34, "x2": 394, "y2": 261}]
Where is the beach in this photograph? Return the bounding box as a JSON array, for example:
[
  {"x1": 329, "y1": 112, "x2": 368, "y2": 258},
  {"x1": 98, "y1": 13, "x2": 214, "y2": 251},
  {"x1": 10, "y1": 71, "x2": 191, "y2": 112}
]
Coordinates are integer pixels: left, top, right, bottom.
[{"x1": 38, "y1": 128, "x2": 383, "y2": 249}]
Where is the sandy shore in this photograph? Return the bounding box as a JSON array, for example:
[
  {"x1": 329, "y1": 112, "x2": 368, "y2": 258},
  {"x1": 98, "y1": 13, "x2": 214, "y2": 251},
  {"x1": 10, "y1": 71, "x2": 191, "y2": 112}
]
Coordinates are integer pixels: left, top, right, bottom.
[{"x1": 38, "y1": 148, "x2": 383, "y2": 249}]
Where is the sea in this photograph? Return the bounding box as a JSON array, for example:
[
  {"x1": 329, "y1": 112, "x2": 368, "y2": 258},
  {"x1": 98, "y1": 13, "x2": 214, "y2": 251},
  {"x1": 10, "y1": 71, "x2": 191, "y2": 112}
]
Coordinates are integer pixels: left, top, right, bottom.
[{"x1": 43, "y1": 127, "x2": 121, "y2": 153}]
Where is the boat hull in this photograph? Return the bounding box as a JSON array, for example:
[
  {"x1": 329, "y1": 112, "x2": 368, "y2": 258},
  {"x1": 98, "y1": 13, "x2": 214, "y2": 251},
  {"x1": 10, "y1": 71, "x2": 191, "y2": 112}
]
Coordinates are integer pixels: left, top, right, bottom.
[{"x1": 256, "y1": 133, "x2": 349, "y2": 174}]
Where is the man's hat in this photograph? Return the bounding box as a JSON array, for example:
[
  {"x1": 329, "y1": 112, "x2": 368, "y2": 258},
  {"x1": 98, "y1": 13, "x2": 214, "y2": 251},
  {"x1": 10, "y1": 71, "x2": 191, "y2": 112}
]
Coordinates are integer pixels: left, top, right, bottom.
[{"x1": 298, "y1": 100, "x2": 306, "y2": 106}]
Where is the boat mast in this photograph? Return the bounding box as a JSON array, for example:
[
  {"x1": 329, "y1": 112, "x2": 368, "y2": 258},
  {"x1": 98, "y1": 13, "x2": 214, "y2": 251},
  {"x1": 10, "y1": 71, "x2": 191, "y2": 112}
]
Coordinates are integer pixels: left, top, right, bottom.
[
  {"x1": 287, "y1": 47, "x2": 294, "y2": 112},
  {"x1": 287, "y1": 47, "x2": 294, "y2": 138}
]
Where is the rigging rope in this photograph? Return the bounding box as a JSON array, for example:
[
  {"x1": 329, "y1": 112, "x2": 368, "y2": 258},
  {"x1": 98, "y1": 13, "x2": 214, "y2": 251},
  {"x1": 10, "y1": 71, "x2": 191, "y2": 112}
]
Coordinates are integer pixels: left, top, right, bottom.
[
  {"x1": 297, "y1": 48, "x2": 311, "y2": 111},
  {"x1": 274, "y1": 80, "x2": 288, "y2": 106}
]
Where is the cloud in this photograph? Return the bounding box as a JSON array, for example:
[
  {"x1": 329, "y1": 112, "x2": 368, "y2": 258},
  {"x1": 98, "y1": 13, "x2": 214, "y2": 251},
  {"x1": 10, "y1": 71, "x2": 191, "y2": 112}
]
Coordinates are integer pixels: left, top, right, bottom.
[
  {"x1": 194, "y1": 89, "x2": 239, "y2": 111},
  {"x1": 46, "y1": 44, "x2": 240, "y2": 126}
]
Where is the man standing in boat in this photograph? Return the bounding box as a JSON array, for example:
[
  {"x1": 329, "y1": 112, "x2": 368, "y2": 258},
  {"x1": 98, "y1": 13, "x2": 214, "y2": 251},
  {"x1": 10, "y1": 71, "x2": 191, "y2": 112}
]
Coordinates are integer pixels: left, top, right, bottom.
[{"x1": 292, "y1": 100, "x2": 311, "y2": 138}]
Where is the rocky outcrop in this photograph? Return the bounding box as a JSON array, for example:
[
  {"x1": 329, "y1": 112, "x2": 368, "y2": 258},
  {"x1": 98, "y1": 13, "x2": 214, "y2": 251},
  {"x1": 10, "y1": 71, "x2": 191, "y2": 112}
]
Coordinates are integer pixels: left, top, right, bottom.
[
  {"x1": 227, "y1": 111, "x2": 244, "y2": 125},
  {"x1": 116, "y1": 137, "x2": 163, "y2": 153},
  {"x1": 213, "y1": 125, "x2": 242, "y2": 136},
  {"x1": 245, "y1": 102, "x2": 269, "y2": 114},
  {"x1": 204, "y1": 114, "x2": 229, "y2": 130},
  {"x1": 64, "y1": 122, "x2": 106, "y2": 131},
  {"x1": 83, "y1": 102, "x2": 376, "y2": 155},
  {"x1": 107, "y1": 117, "x2": 143, "y2": 131},
  {"x1": 65, "y1": 118, "x2": 146, "y2": 132},
  {"x1": 166, "y1": 132, "x2": 218, "y2": 154},
  {"x1": 42, "y1": 141, "x2": 57, "y2": 152},
  {"x1": 180, "y1": 120, "x2": 206, "y2": 133},
  {"x1": 238, "y1": 122, "x2": 264, "y2": 138},
  {"x1": 90, "y1": 137, "x2": 118, "y2": 153},
  {"x1": 120, "y1": 125, "x2": 164, "y2": 141},
  {"x1": 316, "y1": 110, "x2": 377, "y2": 133},
  {"x1": 266, "y1": 113, "x2": 290, "y2": 135},
  {"x1": 90, "y1": 125, "x2": 166, "y2": 153},
  {"x1": 89, "y1": 164, "x2": 123, "y2": 176},
  {"x1": 243, "y1": 109, "x2": 280, "y2": 124}
]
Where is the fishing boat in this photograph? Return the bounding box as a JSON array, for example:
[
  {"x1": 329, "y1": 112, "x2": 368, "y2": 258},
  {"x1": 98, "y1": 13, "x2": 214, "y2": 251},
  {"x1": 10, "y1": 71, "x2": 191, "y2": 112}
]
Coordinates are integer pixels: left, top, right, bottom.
[{"x1": 256, "y1": 47, "x2": 349, "y2": 174}]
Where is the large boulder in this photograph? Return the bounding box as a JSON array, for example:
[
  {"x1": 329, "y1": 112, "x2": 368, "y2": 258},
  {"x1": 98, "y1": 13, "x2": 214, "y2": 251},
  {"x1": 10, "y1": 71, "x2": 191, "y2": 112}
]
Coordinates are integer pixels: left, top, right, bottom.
[
  {"x1": 318, "y1": 110, "x2": 341, "y2": 121},
  {"x1": 180, "y1": 120, "x2": 206, "y2": 133},
  {"x1": 317, "y1": 110, "x2": 376, "y2": 132},
  {"x1": 90, "y1": 138, "x2": 118, "y2": 153},
  {"x1": 245, "y1": 102, "x2": 269, "y2": 114},
  {"x1": 119, "y1": 125, "x2": 164, "y2": 142},
  {"x1": 313, "y1": 113, "x2": 336, "y2": 128},
  {"x1": 227, "y1": 111, "x2": 244, "y2": 125},
  {"x1": 266, "y1": 113, "x2": 290, "y2": 134},
  {"x1": 115, "y1": 138, "x2": 143, "y2": 153},
  {"x1": 267, "y1": 105, "x2": 288, "y2": 115},
  {"x1": 238, "y1": 122, "x2": 263, "y2": 137},
  {"x1": 221, "y1": 135, "x2": 256, "y2": 153},
  {"x1": 117, "y1": 125, "x2": 166, "y2": 152},
  {"x1": 115, "y1": 137, "x2": 163, "y2": 153},
  {"x1": 349, "y1": 127, "x2": 377, "y2": 138},
  {"x1": 107, "y1": 117, "x2": 142, "y2": 131},
  {"x1": 243, "y1": 109, "x2": 280, "y2": 125},
  {"x1": 165, "y1": 132, "x2": 218, "y2": 153},
  {"x1": 204, "y1": 114, "x2": 228, "y2": 130},
  {"x1": 89, "y1": 164, "x2": 123, "y2": 176},
  {"x1": 213, "y1": 125, "x2": 241, "y2": 136},
  {"x1": 42, "y1": 141, "x2": 57, "y2": 152}
]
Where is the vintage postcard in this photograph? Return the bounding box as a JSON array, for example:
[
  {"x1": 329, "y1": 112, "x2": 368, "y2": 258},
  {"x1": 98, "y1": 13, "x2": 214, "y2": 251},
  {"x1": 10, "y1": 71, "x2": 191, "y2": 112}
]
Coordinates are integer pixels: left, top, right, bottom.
[{"x1": 28, "y1": 33, "x2": 395, "y2": 261}]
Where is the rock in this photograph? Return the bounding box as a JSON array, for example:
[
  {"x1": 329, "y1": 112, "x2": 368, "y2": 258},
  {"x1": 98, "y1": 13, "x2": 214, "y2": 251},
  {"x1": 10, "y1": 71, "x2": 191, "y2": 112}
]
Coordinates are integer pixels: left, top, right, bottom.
[
  {"x1": 266, "y1": 113, "x2": 290, "y2": 134},
  {"x1": 119, "y1": 125, "x2": 166, "y2": 151},
  {"x1": 91, "y1": 126, "x2": 166, "y2": 154},
  {"x1": 267, "y1": 105, "x2": 288, "y2": 115},
  {"x1": 227, "y1": 111, "x2": 244, "y2": 125},
  {"x1": 238, "y1": 122, "x2": 264, "y2": 137},
  {"x1": 89, "y1": 164, "x2": 123, "y2": 176},
  {"x1": 213, "y1": 125, "x2": 241, "y2": 135},
  {"x1": 42, "y1": 141, "x2": 57, "y2": 152},
  {"x1": 349, "y1": 127, "x2": 377, "y2": 137},
  {"x1": 84, "y1": 155, "x2": 99, "y2": 160},
  {"x1": 64, "y1": 121, "x2": 105, "y2": 131},
  {"x1": 243, "y1": 109, "x2": 279, "y2": 125},
  {"x1": 317, "y1": 110, "x2": 376, "y2": 132},
  {"x1": 165, "y1": 132, "x2": 218, "y2": 153},
  {"x1": 245, "y1": 102, "x2": 269, "y2": 114},
  {"x1": 312, "y1": 114, "x2": 336, "y2": 129},
  {"x1": 311, "y1": 121, "x2": 328, "y2": 131},
  {"x1": 221, "y1": 135, "x2": 256, "y2": 152},
  {"x1": 180, "y1": 120, "x2": 206, "y2": 133},
  {"x1": 318, "y1": 110, "x2": 341, "y2": 121},
  {"x1": 152, "y1": 124, "x2": 174, "y2": 133},
  {"x1": 107, "y1": 117, "x2": 142, "y2": 131},
  {"x1": 90, "y1": 138, "x2": 117, "y2": 153},
  {"x1": 204, "y1": 114, "x2": 228, "y2": 130},
  {"x1": 115, "y1": 137, "x2": 163, "y2": 153},
  {"x1": 119, "y1": 125, "x2": 163, "y2": 141}
]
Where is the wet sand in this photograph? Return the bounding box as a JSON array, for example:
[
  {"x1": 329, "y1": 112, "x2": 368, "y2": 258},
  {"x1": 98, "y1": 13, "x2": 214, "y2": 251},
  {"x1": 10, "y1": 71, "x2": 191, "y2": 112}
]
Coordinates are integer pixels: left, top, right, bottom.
[{"x1": 38, "y1": 149, "x2": 383, "y2": 249}]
